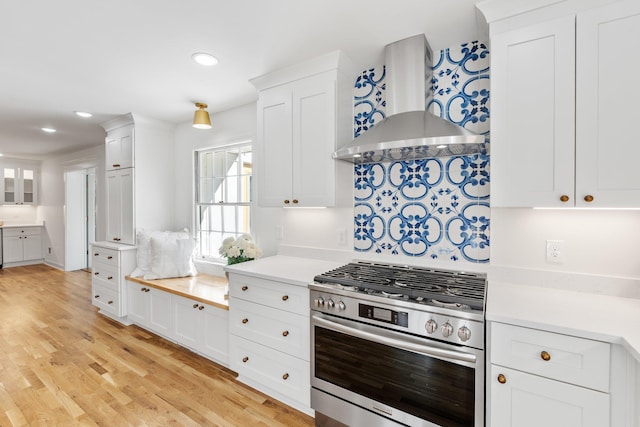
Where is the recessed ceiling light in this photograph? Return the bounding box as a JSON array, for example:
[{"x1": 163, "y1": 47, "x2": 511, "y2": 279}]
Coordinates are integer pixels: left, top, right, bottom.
[
  {"x1": 41, "y1": 127, "x2": 56, "y2": 133},
  {"x1": 74, "y1": 111, "x2": 93, "y2": 118},
  {"x1": 191, "y1": 52, "x2": 218, "y2": 66}
]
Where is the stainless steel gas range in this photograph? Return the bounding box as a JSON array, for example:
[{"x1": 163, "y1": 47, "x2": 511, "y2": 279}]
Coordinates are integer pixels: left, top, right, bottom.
[{"x1": 309, "y1": 260, "x2": 487, "y2": 427}]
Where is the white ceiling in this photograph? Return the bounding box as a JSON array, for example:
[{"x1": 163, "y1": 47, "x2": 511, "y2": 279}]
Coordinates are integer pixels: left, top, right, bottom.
[{"x1": 0, "y1": 0, "x2": 486, "y2": 160}]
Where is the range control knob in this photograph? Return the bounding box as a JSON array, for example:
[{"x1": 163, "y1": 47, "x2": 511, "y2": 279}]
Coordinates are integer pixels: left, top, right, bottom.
[
  {"x1": 337, "y1": 301, "x2": 346, "y2": 311},
  {"x1": 327, "y1": 299, "x2": 335, "y2": 309},
  {"x1": 458, "y1": 326, "x2": 471, "y2": 342},
  {"x1": 425, "y1": 319, "x2": 438, "y2": 334},
  {"x1": 441, "y1": 322, "x2": 454, "y2": 338},
  {"x1": 314, "y1": 297, "x2": 325, "y2": 307}
]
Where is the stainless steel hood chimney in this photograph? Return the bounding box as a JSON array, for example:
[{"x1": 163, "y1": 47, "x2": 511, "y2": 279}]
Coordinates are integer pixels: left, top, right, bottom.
[{"x1": 333, "y1": 34, "x2": 485, "y2": 163}]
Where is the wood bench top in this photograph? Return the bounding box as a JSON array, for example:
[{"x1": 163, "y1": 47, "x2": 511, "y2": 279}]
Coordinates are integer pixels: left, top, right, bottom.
[{"x1": 126, "y1": 274, "x2": 229, "y2": 311}]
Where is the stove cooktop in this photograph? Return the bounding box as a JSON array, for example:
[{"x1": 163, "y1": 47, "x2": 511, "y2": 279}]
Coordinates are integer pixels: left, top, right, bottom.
[{"x1": 313, "y1": 261, "x2": 487, "y2": 311}]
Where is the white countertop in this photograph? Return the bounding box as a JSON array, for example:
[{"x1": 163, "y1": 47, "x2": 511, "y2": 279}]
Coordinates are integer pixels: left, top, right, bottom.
[
  {"x1": 487, "y1": 280, "x2": 640, "y2": 362},
  {"x1": 1, "y1": 223, "x2": 43, "y2": 228},
  {"x1": 224, "y1": 255, "x2": 345, "y2": 287}
]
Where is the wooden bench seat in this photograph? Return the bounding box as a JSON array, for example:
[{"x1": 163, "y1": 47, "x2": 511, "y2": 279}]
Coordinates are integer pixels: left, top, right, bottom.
[{"x1": 126, "y1": 274, "x2": 229, "y2": 310}]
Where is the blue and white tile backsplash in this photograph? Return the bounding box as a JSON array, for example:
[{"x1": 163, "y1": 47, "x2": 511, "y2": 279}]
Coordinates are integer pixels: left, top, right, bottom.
[{"x1": 353, "y1": 41, "x2": 490, "y2": 263}]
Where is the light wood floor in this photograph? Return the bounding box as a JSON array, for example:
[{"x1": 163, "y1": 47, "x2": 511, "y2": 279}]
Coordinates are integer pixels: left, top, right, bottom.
[{"x1": 0, "y1": 264, "x2": 315, "y2": 427}]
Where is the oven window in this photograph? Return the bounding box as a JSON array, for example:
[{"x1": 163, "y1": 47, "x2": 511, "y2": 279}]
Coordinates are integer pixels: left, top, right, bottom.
[{"x1": 314, "y1": 326, "x2": 475, "y2": 427}]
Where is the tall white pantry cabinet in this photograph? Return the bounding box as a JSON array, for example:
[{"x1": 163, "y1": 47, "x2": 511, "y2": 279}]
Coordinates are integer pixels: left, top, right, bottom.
[{"x1": 484, "y1": 0, "x2": 640, "y2": 208}]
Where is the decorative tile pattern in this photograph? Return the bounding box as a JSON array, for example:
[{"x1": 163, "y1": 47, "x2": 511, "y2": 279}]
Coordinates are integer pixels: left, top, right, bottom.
[{"x1": 353, "y1": 40, "x2": 491, "y2": 264}]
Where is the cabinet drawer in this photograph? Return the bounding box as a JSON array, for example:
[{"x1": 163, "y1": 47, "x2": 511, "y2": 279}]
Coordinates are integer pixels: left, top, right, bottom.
[
  {"x1": 92, "y1": 283, "x2": 121, "y2": 316},
  {"x1": 91, "y1": 247, "x2": 119, "y2": 267},
  {"x1": 490, "y1": 322, "x2": 610, "y2": 392},
  {"x1": 230, "y1": 335, "x2": 310, "y2": 407},
  {"x1": 3, "y1": 227, "x2": 41, "y2": 237},
  {"x1": 91, "y1": 262, "x2": 120, "y2": 289},
  {"x1": 230, "y1": 298, "x2": 309, "y2": 360},
  {"x1": 229, "y1": 274, "x2": 308, "y2": 316}
]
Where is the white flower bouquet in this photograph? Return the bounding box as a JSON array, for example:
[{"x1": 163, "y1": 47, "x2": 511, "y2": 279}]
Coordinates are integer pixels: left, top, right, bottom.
[{"x1": 219, "y1": 234, "x2": 263, "y2": 265}]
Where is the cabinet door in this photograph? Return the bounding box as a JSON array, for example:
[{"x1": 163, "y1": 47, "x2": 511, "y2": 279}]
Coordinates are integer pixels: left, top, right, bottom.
[
  {"x1": 490, "y1": 16, "x2": 575, "y2": 207},
  {"x1": 148, "y1": 288, "x2": 172, "y2": 338},
  {"x1": 172, "y1": 295, "x2": 201, "y2": 350},
  {"x1": 3, "y1": 236, "x2": 24, "y2": 263},
  {"x1": 256, "y1": 85, "x2": 293, "y2": 207},
  {"x1": 106, "y1": 169, "x2": 135, "y2": 245},
  {"x1": 200, "y1": 303, "x2": 229, "y2": 364},
  {"x1": 105, "y1": 125, "x2": 134, "y2": 170},
  {"x1": 22, "y1": 233, "x2": 42, "y2": 261},
  {"x1": 490, "y1": 365, "x2": 610, "y2": 427},
  {"x1": 576, "y1": 1, "x2": 640, "y2": 207},
  {"x1": 292, "y1": 72, "x2": 336, "y2": 207},
  {"x1": 19, "y1": 167, "x2": 36, "y2": 205},
  {"x1": 127, "y1": 281, "x2": 149, "y2": 326}
]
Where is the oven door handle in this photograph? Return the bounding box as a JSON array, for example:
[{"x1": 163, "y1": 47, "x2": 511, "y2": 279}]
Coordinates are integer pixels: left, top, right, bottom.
[{"x1": 313, "y1": 314, "x2": 477, "y2": 364}]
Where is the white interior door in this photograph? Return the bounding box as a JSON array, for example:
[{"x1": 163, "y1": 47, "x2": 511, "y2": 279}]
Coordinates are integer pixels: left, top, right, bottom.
[{"x1": 65, "y1": 170, "x2": 86, "y2": 271}]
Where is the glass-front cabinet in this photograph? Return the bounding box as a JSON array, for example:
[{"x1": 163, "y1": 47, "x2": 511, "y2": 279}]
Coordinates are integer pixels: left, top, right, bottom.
[{"x1": 1, "y1": 162, "x2": 38, "y2": 205}]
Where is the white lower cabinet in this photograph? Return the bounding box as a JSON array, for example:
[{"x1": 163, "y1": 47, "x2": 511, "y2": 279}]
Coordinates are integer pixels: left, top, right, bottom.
[
  {"x1": 91, "y1": 243, "x2": 136, "y2": 322},
  {"x1": 127, "y1": 280, "x2": 172, "y2": 338},
  {"x1": 228, "y1": 273, "x2": 311, "y2": 414},
  {"x1": 172, "y1": 294, "x2": 229, "y2": 366},
  {"x1": 489, "y1": 322, "x2": 611, "y2": 427},
  {"x1": 3, "y1": 226, "x2": 43, "y2": 266},
  {"x1": 127, "y1": 280, "x2": 229, "y2": 366}
]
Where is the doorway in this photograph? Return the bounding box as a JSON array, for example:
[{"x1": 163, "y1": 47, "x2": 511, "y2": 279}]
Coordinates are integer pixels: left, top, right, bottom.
[{"x1": 65, "y1": 168, "x2": 96, "y2": 271}]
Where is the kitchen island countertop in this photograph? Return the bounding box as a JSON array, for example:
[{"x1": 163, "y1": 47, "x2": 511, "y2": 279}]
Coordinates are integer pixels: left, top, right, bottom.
[{"x1": 487, "y1": 280, "x2": 640, "y2": 362}]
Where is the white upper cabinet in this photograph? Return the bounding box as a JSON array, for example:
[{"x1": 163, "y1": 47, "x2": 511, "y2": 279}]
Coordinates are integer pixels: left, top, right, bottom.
[
  {"x1": 484, "y1": 0, "x2": 640, "y2": 207},
  {"x1": 1, "y1": 161, "x2": 38, "y2": 205},
  {"x1": 105, "y1": 123, "x2": 134, "y2": 170},
  {"x1": 575, "y1": 0, "x2": 640, "y2": 207},
  {"x1": 251, "y1": 51, "x2": 355, "y2": 208}
]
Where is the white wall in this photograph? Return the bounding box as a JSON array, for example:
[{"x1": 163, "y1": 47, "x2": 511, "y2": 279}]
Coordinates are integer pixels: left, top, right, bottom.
[
  {"x1": 0, "y1": 205, "x2": 37, "y2": 224},
  {"x1": 490, "y1": 208, "x2": 640, "y2": 279},
  {"x1": 37, "y1": 145, "x2": 104, "y2": 269}
]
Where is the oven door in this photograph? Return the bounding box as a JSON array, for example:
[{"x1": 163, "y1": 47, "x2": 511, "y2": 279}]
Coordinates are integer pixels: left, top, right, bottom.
[{"x1": 311, "y1": 312, "x2": 484, "y2": 427}]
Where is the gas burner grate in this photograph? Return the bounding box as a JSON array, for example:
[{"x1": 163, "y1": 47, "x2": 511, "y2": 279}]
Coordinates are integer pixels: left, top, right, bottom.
[{"x1": 314, "y1": 261, "x2": 487, "y2": 310}]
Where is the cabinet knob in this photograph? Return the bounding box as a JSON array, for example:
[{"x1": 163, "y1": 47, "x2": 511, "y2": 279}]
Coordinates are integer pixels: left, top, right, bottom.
[
  {"x1": 560, "y1": 195, "x2": 569, "y2": 202},
  {"x1": 107, "y1": 256, "x2": 113, "y2": 260},
  {"x1": 292, "y1": 199, "x2": 299, "y2": 204},
  {"x1": 284, "y1": 199, "x2": 290, "y2": 204},
  {"x1": 198, "y1": 305, "x2": 204, "y2": 311},
  {"x1": 108, "y1": 301, "x2": 113, "y2": 305},
  {"x1": 497, "y1": 374, "x2": 507, "y2": 384},
  {"x1": 584, "y1": 195, "x2": 594, "y2": 203},
  {"x1": 242, "y1": 356, "x2": 249, "y2": 363},
  {"x1": 282, "y1": 373, "x2": 289, "y2": 380},
  {"x1": 94, "y1": 272, "x2": 99, "y2": 275},
  {"x1": 94, "y1": 295, "x2": 100, "y2": 299},
  {"x1": 193, "y1": 303, "x2": 199, "y2": 309},
  {"x1": 145, "y1": 288, "x2": 150, "y2": 292},
  {"x1": 282, "y1": 330, "x2": 289, "y2": 337},
  {"x1": 241, "y1": 286, "x2": 248, "y2": 291},
  {"x1": 242, "y1": 318, "x2": 249, "y2": 324},
  {"x1": 540, "y1": 350, "x2": 551, "y2": 361},
  {"x1": 107, "y1": 276, "x2": 113, "y2": 280},
  {"x1": 94, "y1": 253, "x2": 99, "y2": 256},
  {"x1": 282, "y1": 295, "x2": 289, "y2": 301}
]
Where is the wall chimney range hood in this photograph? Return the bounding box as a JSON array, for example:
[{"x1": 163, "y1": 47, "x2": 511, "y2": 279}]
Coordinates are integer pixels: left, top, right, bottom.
[{"x1": 333, "y1": 34, "x2": 485, "y2": 163}]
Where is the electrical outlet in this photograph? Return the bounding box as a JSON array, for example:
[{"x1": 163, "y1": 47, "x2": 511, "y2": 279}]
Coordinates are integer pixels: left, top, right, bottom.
[
  {"x1": 337, "y1": 228, "x2": 347, "y2": 246},
  {"x1": 546, "y1": 240, "x2": 564, "y2": 263}
]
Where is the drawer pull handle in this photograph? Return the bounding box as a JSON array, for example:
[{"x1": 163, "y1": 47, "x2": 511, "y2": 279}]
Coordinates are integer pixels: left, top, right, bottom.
[
  {"x1": 242, "y1": 357, "x2": 249, "y2": 363},
  {"x1": 107, "y1": 276, "x2": 113, "y2": 280},
  {"x1": 282, "y1": 373, "x2": 289, "y2": 380},
  {"x1": 94, "y1": 272, "x2": 99, "y2": 275},
  {"x1": 107, "y1": 256, "x2": 113, "y2": 259},
  {"x1": 540, "y1": 351, "x2": 551, "y2": 361},
  {"x1": 198, "y1": 305, "x2": 204, "y2": 311},
  {"x1": 497, "y1": 374, "x2": 506, "y2": 384},
  {"x1": 242, "y1": 318, "x2": 249, "y2": 324},
  {"x1": 560, "y1": 195, "x2": 569, "y2": 202},
  {"x1": 241, "y1": 286, "x2": 248, "y2": 291},
  {"x1": 94, "y1": 253, "x2": 99, "y2": 256},
  {"x1": 282, "y1": 330, "x2": 289, "y2": 337},
  {"x1": 193, "y1": 303, "x2": 199, "y2": 308},
  {"x1": 113, "y1": 164, "x2": 121, "y2": 168},
  {"x1": 94, "y1": 295, "x2": 100, "y2": 299},
  {"x1": 108, "y1": 301, "x2": 113, "y2": 305},
  {"x1": 282, "y1": 295, "x2": 289, "y2": 301},
  {"x1": 584, "y1": 195, "x2": 594, "y2": 203}
]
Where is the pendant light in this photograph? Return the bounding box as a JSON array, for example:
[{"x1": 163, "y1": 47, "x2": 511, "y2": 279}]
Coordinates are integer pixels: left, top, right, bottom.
[{"x1": 193, "y1": 102, "x2": 212, "y2": 129}]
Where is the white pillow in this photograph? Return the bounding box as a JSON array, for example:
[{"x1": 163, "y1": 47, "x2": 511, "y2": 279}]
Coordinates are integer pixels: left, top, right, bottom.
[
  {"x1": 144, "y1": 231, "x2": 197, "y2": 280},
  {"x1": 129, "y1": 229, "x2": 152, "y2": 277}
]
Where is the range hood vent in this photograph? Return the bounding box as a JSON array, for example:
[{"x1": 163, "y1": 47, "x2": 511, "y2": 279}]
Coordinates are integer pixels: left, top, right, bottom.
[{"x1": 333, "y1": 34, "x2": 485, "y2": 163}]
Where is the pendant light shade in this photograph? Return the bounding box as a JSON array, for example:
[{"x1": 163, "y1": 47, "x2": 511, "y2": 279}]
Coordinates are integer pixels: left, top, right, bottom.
[{"x1": 193, "y1": 102, "x2": 212, "y2": 129}]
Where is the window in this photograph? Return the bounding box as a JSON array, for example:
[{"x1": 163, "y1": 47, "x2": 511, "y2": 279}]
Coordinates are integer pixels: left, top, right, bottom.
[{"x1": 195, "y1": 142, "x2": 252, "y2": 261}]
